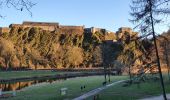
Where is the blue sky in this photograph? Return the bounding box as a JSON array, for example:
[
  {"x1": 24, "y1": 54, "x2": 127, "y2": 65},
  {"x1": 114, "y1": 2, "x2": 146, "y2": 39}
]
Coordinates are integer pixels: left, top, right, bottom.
[{"x1": 0, "y1": 0, "x2": 169, "y2": 33}]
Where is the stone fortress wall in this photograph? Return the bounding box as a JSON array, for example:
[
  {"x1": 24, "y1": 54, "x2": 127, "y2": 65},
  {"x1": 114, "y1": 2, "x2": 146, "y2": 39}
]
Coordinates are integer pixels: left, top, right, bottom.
[
  {"x1": 59, "y1": 25, "x2": 84, "y2": 35},
  {"x1": 84, "y1": 27, "x2": 106, "y2": 34},
  {"x1": 0, "y1": 21, "x2": 107, "y2": 35},
  {"x1": 22, "y1": 21, "x2": 60, "y2": 31},
  {"x1": 4, "y1": 21, "x2": 85, "y2": 35},
  {"x1": 0, "y1": 21, "x2": 137, "y2": 39},
  {"x1": 116, "y1": 27, "x2": 138, "y2": 39}
]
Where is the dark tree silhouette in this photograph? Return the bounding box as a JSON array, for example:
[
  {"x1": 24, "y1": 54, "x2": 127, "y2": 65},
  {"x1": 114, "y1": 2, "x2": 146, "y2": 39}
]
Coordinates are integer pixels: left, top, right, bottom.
[
  {"x1": 0, "y1": 0, "x2": 36, "y2": 17},
  {"x1": 130, "y1": 0, "x2": 170, "y2": 34},
  {"x1": 130, "y1": 0, "x2": 170, "y2": 99}
]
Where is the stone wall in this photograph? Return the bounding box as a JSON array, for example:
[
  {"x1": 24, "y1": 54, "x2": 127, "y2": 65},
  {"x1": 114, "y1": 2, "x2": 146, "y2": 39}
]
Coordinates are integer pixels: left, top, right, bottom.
[
  {"x1": 23, "y1": 21, "x2": 59, "y2": 26},
  {"x1": 118, "y1": 27, "x2": 132, "y2": 33},
  {"x1": 23, "y1": 21, "x2": 59, "y2": 31},
  {"x1": 84, "y1": 27, "x2": 106, "y2": 34},
  {"x1": 116, "y1": 27, "x2": 138, "y2": 39},
  {"x1": 60, "y1": 25, "x2": 84, "y2": 35},
  {"x1": 1, "y1": 21, "x2": 113, "y2": 36},
  {"x1": 9, "y1": 21, "x2": 59, "y2": 31},
  {"x1": 9, "y1": 21, "x2": 84, "y2": 34}
]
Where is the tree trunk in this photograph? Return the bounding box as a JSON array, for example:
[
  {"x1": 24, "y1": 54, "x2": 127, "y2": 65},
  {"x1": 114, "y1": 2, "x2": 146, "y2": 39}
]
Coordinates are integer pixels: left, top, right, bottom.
[
  {"x1": 108, "y1": 64, "x2": 111, "y2": 82},
  {"x1": 149, "y1": 0, "x2": 167, "y2": 99},
  {"x1": 104, "y1": 65, "x2": 107, "y2": 82},
  {"x1": 128, "y1": 64, "x2": 132, "y2": 81}
]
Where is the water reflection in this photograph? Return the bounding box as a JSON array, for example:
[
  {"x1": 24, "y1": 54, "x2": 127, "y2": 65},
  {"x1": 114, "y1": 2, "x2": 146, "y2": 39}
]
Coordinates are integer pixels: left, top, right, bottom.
[{"x1": 0, "y1": 79, "x2": 65, "y2": 92}]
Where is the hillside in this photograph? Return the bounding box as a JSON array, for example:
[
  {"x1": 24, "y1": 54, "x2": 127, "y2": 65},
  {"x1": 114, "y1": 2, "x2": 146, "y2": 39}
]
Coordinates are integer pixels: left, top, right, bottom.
[{"x1": 1, "y1": 24, "x2": 168, "y2": 73}]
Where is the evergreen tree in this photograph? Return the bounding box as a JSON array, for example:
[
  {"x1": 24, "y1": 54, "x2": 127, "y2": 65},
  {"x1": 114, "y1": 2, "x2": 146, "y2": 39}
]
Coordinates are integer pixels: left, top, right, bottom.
[{"x1": 130, "y1": 0, "x2": 170, "y2": 99}]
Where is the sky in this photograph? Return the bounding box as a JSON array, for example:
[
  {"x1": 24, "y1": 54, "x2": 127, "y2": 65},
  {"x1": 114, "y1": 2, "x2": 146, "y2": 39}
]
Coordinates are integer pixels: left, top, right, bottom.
[{"x1": 0, "y1": 0, "x2": 169, "y2": 33}]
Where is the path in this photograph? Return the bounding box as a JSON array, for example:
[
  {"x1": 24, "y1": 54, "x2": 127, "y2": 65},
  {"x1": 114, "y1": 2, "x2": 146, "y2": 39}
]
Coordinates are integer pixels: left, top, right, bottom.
[
  {"x1": 140, "y1": 94, "x2": 170, "y2": 100},
  {"x1": 72, "y1": 80, "x2": 126, "y2": 100}
]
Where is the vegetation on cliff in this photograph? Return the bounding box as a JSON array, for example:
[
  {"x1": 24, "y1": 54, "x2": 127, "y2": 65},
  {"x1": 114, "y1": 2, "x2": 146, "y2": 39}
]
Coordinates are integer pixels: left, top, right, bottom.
[{"x1": 0, "y1": 26, "x2": 169, "y2": 72}]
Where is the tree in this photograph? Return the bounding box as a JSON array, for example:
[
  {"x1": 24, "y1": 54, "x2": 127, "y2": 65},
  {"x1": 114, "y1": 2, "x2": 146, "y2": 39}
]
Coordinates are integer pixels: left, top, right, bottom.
[
  {"x1": 92, "y1": 46, "x2": 103, "y2": 67},
  {"x1": 157, "y1": 31, "x2": 170, "y2": 80},
  {"x1": 102, "y1": 41, "x2": 119, "y2": 82},
  {"x1": 130, "y1": 0, "x2": 170, "y2": 34},
  {"x1": 130, "y1": 0, "x2": 170, "y2": 99},
  {"x1": 117, "y1": 41, "x2": 143, "y2": 80},
  {"x1": 113, "y1": 60, "x2": 125, "y2": 74},
  {"x1": 0, "y1": 0, "x2": 35, "y2": 17},
  {"x1": 65, "y1": 46, "x2": 84, "y2": 68},
  {"x1": 0, "y1": 38, "x2": 15, "y2": 70},
  {"x1": 50, "y1": 44, "x2": 65, "y2": 68},
  {"x1": 27, "y1": 48, "x2": 44, "y2": 70}
]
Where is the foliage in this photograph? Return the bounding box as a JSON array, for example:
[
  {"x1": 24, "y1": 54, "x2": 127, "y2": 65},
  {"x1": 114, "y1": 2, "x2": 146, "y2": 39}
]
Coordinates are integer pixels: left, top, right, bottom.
[
  {"x1": 65, "y1": 46, "x2": 84, "y2": 68},
  {"x1": 0, "y1": 25, "x2": 162, "y2": 71},
  {"x1": 0, "y1": 26, "x2": 119, "y2": 69},
  {"x1": 92, "y1": 46, "x2": 103, "y2": 66},
  {"x1": 0, "y1": 37, "x2": 15, "y2": 69}
]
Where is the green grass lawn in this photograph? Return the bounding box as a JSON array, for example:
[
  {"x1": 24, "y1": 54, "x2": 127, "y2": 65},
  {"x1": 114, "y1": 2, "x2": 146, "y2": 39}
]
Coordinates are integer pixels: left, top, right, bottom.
[
  {"x1": 2, "y1": 72, "x2": 170, "y2": 100},
  {"x1": 87, "y1": 74, "x2": 170, "y2": 100},
  {"x1": 0, "y1": 76, "x2": 127, "y2": 100}
]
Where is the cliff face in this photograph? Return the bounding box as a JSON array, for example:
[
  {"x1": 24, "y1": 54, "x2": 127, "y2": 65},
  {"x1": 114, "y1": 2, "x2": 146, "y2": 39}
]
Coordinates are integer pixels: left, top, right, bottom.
[
  {"x1": 1, "y1": 21, "x2": 169, "y2": 74},
  {"x1": 0, "y1": 21, "x2": 141, "y2": 70}
]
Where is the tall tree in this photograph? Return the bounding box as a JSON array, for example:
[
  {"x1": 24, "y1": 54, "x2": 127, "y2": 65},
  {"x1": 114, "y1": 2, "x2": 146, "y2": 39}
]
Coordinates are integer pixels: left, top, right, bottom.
[
  {"x1": 130, "y1": 0, "x2": 170, "y2": 99},
  {"x1": 0, "y1": 38, "x2": 15, "y2": 70},
  {"x1": 92, "y1": 46, "x2": 103, "y2": 67}
]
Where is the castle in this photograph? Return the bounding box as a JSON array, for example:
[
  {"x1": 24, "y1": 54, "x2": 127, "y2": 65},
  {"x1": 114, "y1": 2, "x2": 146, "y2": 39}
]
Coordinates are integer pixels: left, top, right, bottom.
[
  {"x1": 116, "y1": 27, "x2": 138, "y2": 39},
  {"x1": 0, "y1": 21, "x2": 137, "y2": 40},
  {"x1": 0, "y1": 21, "x2": 108, "y2": 35}
]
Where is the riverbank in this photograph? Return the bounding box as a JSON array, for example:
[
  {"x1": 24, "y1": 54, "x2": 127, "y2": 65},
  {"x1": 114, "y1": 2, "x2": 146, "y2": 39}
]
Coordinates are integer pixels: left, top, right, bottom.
[{"x1": 0, "y1": 76, "x2": 128, "y2": 100}]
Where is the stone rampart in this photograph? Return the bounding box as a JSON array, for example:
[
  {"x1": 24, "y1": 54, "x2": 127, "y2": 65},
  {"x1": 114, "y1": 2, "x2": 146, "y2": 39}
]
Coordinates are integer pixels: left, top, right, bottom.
[{"x1": 60, "y1": 25, "x2": 84, "y2": 35}]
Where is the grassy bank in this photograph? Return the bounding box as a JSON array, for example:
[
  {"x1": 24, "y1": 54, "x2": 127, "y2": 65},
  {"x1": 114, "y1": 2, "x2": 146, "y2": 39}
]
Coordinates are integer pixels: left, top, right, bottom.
[
  {"x1": 1, "y1": 76, "x2": 127, "y2": 100},
  {"x1": 2, "y1": 71, "x2": 170, "y2": 100},
  {"x1": 87, "y1": 74, "x2": 170, "y2": 100}
]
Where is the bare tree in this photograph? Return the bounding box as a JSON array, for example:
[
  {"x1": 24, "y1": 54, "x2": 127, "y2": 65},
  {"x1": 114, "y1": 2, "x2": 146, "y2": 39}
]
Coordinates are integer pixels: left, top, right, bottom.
[
  {"x1": 65, "y1": 46, "x2": 84, "y2": 68},
  {"x1": 92, "y1": 46, "x2": 103, "y2": 67},
  {"x1": 0, "y1": 0, "x2": 36, "y2": 17},
  {"x1": 0, "y1": 38, "x2": 15, "y2": 70},
  {"x1": 130, "y1": 0, "x2": 170, "y2": 99}
]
